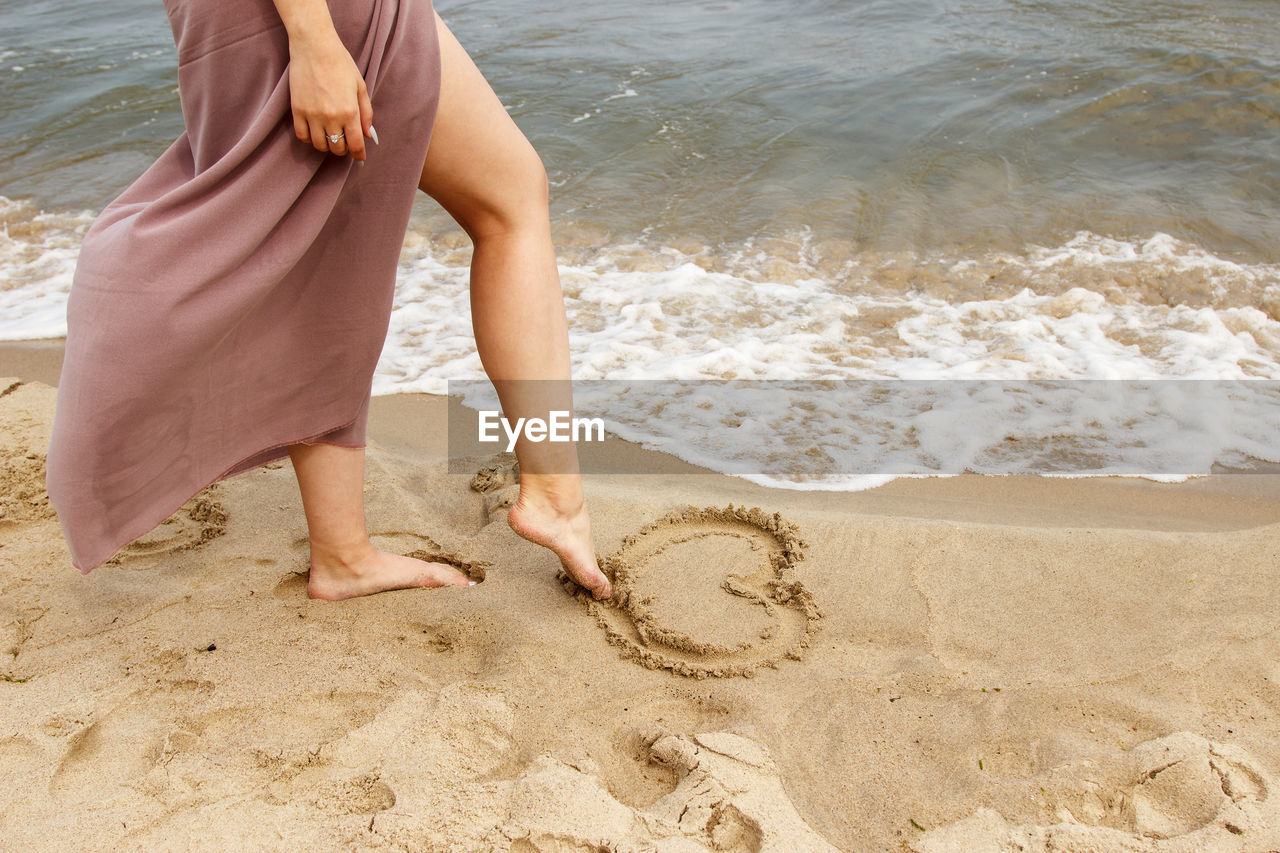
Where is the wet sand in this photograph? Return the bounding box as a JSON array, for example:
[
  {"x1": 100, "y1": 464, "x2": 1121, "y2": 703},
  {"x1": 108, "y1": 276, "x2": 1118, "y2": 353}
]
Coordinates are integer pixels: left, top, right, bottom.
[{"x1": 2, "y1": 343, "x2": 1279, "y2": 851}]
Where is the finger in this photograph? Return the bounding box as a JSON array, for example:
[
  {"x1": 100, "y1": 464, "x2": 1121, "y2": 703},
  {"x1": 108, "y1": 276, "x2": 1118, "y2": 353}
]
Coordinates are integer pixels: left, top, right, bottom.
[
  {"x1": 327, "y1": 127, "x2": 349, "y2": 157},
  {"x1": 308, "y1": 118, "x2": 330, "y2": 153},
  {"x1": 293, "y1": 108, "x2": 310, "y2": 144},
  {"x1": 345, "y1": 112, "x2": 365, "y2": 161},
  {"x1": 358, "y1": 81, "x2": 374, "y2": 138}
]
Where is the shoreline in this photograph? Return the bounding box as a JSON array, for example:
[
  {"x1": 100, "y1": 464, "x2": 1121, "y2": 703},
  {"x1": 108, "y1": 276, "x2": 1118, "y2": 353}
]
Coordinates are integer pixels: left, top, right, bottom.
[
  {"x1": 2, "y1": 341, "x2": 1279, "y2": 850},
  {"x1": 5, "y1": 338, "x2": 1277, "y2": 533}
]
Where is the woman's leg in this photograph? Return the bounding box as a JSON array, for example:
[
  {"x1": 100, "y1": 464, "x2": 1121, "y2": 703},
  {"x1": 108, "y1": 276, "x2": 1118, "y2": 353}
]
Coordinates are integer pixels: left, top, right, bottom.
[
  {"x1": 417, "y1": 13, "x2": 611, "y2": 600},
  {"x1": 288, "y1": 441, "x2": 473, "y2": 600}
]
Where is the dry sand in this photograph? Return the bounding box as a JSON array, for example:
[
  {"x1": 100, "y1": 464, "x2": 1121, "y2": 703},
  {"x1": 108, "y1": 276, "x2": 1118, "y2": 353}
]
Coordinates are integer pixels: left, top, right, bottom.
[{"x1": 2, "y1": 346, "x2": 1279, "y2": 851}]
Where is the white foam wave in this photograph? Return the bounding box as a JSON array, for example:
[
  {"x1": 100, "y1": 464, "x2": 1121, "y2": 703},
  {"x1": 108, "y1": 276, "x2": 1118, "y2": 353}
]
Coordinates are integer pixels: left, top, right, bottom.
[
  {"x1": 0, "y1": 198, "x2": 93, "y2": 340},
  {"x1": 382, "y1": 230, "x2": 1280, "y2": 488},
  {"x1": 377, "y1": 232, "x2": 1280, "y2": 390},
  {"x1": 3, "y1": 196, "x2": 1277, "y2": 488},
  {"x1": 587, "y1": 380, "x2": 1280, "y2": 490}
]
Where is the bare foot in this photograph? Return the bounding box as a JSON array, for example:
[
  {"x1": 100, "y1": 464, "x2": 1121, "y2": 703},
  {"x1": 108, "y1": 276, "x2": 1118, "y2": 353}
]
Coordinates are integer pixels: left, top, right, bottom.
[
  {"x1": 507, "y1": 489, "x2": 613, "y2": 601},
  {"x1": 306, "y1": 542, "x2": 476, "y2": 601}
]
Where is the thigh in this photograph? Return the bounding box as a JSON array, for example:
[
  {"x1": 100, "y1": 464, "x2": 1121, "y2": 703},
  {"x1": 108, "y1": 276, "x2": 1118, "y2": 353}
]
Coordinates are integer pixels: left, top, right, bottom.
[{"x1": 418, "y1": 13, "x2": 548, "y2": 236}]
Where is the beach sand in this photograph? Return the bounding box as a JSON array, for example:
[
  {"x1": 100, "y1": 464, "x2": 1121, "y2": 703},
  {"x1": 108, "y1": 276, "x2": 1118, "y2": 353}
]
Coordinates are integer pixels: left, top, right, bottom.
[{"x1": 2, "y1": 344, "x2": 1279, "y2": 852}]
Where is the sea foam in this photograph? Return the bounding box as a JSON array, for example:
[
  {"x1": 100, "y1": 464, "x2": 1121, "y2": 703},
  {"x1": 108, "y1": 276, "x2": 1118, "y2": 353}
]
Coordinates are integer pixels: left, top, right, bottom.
[{"x1": 3, "y1": 196, "x2": 1277, "y2": 488}]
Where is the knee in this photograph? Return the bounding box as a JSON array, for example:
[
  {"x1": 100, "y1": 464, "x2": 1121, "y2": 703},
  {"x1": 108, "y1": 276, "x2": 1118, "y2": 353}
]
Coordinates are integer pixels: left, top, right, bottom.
[
  {"x1": 462, "y1": 145, "x2": 551, "y2": 241},
  {"x1": 516, "y1": 147, "x2": 551, "y2": 211}
]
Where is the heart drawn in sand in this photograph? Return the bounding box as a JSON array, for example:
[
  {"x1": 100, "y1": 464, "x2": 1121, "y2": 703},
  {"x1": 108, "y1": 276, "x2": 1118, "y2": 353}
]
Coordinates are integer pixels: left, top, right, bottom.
[{"x1": 565, "y1": 505, "x2": 823, "y2": 679}]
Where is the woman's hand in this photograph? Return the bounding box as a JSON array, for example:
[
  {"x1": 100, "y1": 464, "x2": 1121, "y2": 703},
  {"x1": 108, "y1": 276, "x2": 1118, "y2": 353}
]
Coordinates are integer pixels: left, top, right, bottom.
[{"x1": 273, "y1": 0, "x2": 373, "y2": 161}]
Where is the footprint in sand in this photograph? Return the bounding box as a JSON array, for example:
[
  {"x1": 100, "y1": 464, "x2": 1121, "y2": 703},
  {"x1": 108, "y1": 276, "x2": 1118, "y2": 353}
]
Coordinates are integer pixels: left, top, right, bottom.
[
  {"x1": 499, "y1": 728, "x2": 840, "y2": 852},
  {"x1": 47, "y1": 711, "x2": 160, "y2": 799},
  {"x1": 110, "y1": 486, "x2": 228, "y2": 564},
  {"x1": 572, "y1": 505, "x2": 823, "y2": 679},
  {"x1": 469, "y1": 453, "x2": 520, "y2": 522},
  {"x1": 915, "y1": 731, "x2": 1277, "y2": 852},
  {"x1": 300, "y1": 772, "x2": 396, "y2": 815},
  {"x1": 373, "y1": 531, "x2": 490, "y2": 583}
]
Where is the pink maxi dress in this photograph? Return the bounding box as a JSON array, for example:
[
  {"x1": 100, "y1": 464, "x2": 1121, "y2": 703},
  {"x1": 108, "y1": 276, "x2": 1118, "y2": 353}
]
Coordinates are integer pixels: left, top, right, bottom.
[{"x1": 45, "y1": 0, "x2": 441, "y2": 572}]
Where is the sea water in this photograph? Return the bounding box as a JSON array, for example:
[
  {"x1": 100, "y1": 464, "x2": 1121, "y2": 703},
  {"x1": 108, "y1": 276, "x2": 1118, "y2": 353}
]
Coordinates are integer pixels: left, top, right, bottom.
[{"x1": 2, "y1": 0, "x2": 1278, "y2": 486}]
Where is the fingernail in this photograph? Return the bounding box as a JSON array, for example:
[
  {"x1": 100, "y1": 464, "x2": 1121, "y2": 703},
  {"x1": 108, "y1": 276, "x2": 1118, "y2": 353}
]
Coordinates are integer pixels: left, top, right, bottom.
[{"x1": 369, "y1": 125, "x2": 380, "y2": 145}]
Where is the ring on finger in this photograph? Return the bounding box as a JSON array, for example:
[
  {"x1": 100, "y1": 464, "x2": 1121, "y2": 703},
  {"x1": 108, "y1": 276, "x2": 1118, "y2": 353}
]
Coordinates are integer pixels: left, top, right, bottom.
[{"x1": 326, "y1": 131, "x2": 346, "y2": 145}]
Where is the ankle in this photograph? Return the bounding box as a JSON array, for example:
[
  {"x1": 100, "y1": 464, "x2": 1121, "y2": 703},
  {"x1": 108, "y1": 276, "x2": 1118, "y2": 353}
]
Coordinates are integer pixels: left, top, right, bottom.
[
  {"x1": 308, "y1": 536, "x2": 376, "y2": 573},
  {"x1": 515, "y1": 474, "x2": 585, "y2": 517}
]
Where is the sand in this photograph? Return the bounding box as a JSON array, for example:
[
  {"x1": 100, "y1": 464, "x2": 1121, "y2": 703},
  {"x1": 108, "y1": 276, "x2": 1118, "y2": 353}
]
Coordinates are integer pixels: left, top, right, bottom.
[{"x1": 2, "y1": 345, "x2": 1280, "y2": 852}]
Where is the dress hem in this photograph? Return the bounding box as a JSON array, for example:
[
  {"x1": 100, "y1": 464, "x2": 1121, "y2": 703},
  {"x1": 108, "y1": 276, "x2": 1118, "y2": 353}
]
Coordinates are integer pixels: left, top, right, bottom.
[{"x1": 73, "y1": 409, "x2": 368, "y2": 575}]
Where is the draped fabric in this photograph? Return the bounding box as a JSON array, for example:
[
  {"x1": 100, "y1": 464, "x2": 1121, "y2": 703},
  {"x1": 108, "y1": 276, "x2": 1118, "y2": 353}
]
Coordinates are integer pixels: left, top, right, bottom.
[{"x1": 46, "y1": 0, "x2": 441, "y2": 572}]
